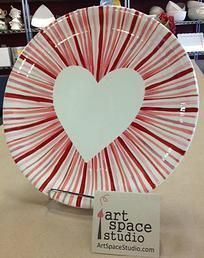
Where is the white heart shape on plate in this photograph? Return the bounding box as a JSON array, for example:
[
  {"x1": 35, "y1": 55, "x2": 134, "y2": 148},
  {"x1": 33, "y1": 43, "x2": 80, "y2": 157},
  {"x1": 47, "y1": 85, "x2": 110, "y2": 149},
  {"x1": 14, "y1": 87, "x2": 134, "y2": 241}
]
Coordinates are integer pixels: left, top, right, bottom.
[{"x1": 53, "y1": 66, "x2": 145, "y2": 162}]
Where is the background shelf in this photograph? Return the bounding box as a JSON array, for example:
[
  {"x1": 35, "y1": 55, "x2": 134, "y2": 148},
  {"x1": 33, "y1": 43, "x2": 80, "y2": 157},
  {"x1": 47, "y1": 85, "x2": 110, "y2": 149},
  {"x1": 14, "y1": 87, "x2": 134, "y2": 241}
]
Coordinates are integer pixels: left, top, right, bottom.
[
  {"x1": 189, "y1": 51, "x2": 204, "y2": 56},
  {"x1": 176, "y1": 20, "x2": 204, "y2": 25},
  {"x1": 0, "y1": 66, "x2": 12, "y2": 75},
  {"x1": 0, "y1": 29, "x2": 26, "y2": 34}
]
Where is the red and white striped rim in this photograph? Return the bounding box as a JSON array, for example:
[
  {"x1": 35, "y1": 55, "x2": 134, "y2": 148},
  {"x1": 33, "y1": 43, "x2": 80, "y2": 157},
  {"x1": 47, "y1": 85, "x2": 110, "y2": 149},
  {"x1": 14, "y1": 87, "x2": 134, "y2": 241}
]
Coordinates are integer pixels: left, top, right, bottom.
[{"x1": 3, "y1": 6, "x2": 199, "y2": 208}]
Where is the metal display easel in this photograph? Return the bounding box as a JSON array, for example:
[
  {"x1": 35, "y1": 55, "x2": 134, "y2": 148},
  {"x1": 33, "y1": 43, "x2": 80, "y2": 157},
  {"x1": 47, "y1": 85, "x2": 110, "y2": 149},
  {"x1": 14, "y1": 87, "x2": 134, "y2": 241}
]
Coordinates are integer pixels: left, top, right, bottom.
[
  {"x1": 47, "y1": 189, "x2": 94, "y2": 211},
  {"x1": 49, "y1": 189, "x2": 94, "y2": 200}
]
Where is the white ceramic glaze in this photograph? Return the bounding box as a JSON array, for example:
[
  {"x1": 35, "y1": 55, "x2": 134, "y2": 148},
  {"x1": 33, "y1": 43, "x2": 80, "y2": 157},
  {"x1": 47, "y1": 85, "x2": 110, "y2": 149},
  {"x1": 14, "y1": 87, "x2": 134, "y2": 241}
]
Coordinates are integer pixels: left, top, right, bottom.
[
  {"x1": 187, "y1": 1, "x2": 204, "y2": 8},
  {"x1": 188, "y1": 7, "x2": 204, "y2": 20},
  {"x1": 168, "y1": 10, "x2": 187, "y2": 21},
  {"x1": 31, "y1": 4, "x2": 55, "y2": 28},
  {"x1": 177, "y1": 33, "x2": 204, "y2": 52},
  {"x1": 166, "y1": 1, "x2": 183, "y2": 12}
]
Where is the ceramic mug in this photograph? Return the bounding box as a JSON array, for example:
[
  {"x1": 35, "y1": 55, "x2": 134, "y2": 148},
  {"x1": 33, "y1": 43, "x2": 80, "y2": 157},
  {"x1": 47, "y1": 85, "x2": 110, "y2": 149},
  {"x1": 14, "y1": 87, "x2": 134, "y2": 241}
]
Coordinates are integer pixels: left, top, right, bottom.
[{"x1": 0, "y1": 9, "x2": 7, "y2": 19}]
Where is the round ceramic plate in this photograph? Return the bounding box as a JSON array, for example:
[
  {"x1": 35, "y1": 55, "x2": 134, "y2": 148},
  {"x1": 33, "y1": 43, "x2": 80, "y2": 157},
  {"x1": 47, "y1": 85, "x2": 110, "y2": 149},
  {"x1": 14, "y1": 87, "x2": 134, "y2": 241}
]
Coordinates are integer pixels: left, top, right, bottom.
[{"x1": 3, "y1": 6, "x2": 199, "y2": 208}]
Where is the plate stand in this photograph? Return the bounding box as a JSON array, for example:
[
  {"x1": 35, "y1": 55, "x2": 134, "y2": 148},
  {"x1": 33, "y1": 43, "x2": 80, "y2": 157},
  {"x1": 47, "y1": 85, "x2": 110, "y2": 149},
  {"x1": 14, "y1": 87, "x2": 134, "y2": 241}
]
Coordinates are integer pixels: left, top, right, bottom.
[
  {"x1": 47, "y1": 188, "x2": 94, "y2": 213},
  {"x1": 48, "y1": 188, "x2": 94, "y2": 200}
]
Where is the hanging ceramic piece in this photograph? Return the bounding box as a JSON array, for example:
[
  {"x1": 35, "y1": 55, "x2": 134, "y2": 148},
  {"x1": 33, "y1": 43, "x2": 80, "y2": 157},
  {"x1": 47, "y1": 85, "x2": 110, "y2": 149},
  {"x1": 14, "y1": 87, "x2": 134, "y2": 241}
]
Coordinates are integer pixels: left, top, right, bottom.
[{"x1": 31, "y1": 4, "x2": 55, "y2": 28}]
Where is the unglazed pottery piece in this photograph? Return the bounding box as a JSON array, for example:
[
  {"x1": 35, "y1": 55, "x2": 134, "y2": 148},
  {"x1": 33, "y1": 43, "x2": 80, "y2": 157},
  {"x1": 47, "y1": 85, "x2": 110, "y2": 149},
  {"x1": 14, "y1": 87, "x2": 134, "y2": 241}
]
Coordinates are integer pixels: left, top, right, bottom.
[
  {"x1": 188, "y1": 7, "x2": 204, "y2": 20},
  {"x1": 166, "y1": 1, "x2": 183, "y2": 12},
  {"x1": 149, "y1": 6, "x2": 164, "y2": 15},
  {"x1": 9, "y1": 5, "x2": 21, "y2": 19},
  {"x1": 187, "y1": 1, "x2": 204, "y2": 9},
  {"x1": 3, "y1": 6, "x2": 199, "y2": 208},
  {"x1": 167, "y1": 10, "x2": 187, "y2": 21}
]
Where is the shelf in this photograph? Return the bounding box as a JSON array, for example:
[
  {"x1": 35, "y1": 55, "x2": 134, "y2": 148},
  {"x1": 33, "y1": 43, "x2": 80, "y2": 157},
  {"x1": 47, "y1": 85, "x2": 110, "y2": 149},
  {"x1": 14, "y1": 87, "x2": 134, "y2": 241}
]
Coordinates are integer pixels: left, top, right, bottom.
[
  {"x1": 0, "y1": 0, "x2": 22, "y2": 2},
  {"x1": 188, "y1": 51, "x2": 204, "y2": 56},
  {"x1": 176, "y1": 20, "x2": 204, "y2": 25},
  {"x1": 0, "y1": 66, "x2": 12, "y2": 70},
  {"x1": 0, "y1": 22, "x2": 202, "y2": 35},
  {"x1": 0, "y1": 66, "x2": 12, "y2": 75},
  {"x1": 0, "y1": 29, "x2": 26, "y2": 34},
  {"x1": 0, "y1": 28, "x2": 41, "y2": 35}
]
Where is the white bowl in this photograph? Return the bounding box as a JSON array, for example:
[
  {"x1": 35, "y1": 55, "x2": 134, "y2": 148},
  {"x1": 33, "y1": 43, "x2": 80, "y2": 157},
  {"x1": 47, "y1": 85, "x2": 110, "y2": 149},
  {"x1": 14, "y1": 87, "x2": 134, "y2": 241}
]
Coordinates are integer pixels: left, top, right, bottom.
[
  {"x1": 149, "y1": 6, "x2": 164, "y2": 15},
  {"x1": 188, "y1": 7, "x2": 204, "y2": 20},
  {"x1": 187, "y1": 1, "x2": 204, "y2": 8},
  {"x1": 167, "y1": 10, "x2": 187, "y2": 21},
  {"x1": 166, "y1": 1, "x2": 183, "y2": 12},
  {"x1": 31, "y1": 4, "x2": 55, "y2": 28}
]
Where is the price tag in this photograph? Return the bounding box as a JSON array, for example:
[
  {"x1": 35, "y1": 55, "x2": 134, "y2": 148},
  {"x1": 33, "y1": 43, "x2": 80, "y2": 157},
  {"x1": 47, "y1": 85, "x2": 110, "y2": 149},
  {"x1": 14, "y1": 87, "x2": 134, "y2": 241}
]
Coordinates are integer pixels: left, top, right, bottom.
[{"x1": 92, "y1": 191, "x2": 160, "y2": 257}]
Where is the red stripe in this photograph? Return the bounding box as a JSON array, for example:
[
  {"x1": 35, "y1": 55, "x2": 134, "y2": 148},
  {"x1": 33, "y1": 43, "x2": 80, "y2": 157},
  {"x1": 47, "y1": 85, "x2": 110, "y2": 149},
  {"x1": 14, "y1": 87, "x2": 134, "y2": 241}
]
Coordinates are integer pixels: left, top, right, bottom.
[
  {"x1": 20, "y1": 55, "x2": 56, "y2": 79},
  {"x1": 141, "y1": 107, "x2": 198, "y2": 112},
  {"x1": 66, "y1": 14, "x2": 86, "y2": 68},
  {"x1": 134, "y1": 32, "x2": 172, "y2": 71},
  {"x1": 142, "y1": 52, "x2": 186, "y2": 80},
  {"x1": 5, "y1": 116, "x2": 57, "y2": 132},
  {"x1": 110, "y1": 10, "x2": 139, "y2": 71},
  {"x1": 4, "y1": 92, "x2": 52, "y2": 103},
  {"x1": 104, "y1": 148, "x2": 116, "y2": 191},
  {"x1": 124, "y1": 131, "x2": 166, "y2": 180},
  {"x1": 39, "y1": 141, "x2": 73, "y2": 191},
  {"x1": 15, "y1": 128, "x2": 64, "y2": 163},
  {"x1": 40, "y1": 31, "x2": 69, "y2": 66},
  {"x1": 118, "y1": 137, "x2": 156, "y2": 189},
  {"x1": 146, "y1": 68, "x2": 194, "y2": 91},
  {"x1": 76, "y1": 162, "x2": 88, "y2": 207},
  {"x1": 104, "y1": 10, "x2": 126, "y2": 76},
  {"x1": 144, "y1": 94, "x2": 198, "y2": 100},
  {"x1": 96, "y1": 6, "x2": 104, "y2": 82},
  {"x1": 131, "y1": 122, "x2": 186, "y2": 155}
]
